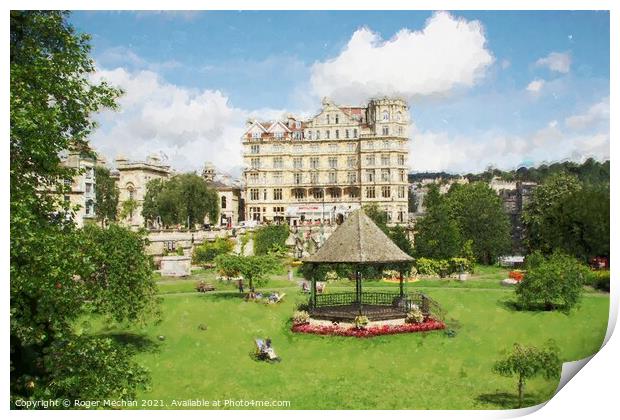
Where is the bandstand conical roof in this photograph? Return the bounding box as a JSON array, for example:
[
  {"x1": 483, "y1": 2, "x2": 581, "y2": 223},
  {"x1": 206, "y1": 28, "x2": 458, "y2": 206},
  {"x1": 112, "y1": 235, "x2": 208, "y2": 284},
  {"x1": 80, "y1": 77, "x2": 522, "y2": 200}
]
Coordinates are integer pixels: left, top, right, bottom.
[{"x1": 303, "y1": 209, "x2": 414, "y2": 264}]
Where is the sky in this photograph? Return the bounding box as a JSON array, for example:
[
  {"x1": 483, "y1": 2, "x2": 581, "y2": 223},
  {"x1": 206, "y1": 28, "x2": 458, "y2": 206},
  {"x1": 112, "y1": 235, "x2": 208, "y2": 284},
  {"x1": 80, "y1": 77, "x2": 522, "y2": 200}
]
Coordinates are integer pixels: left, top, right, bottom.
[{"x1": 69, "y1": 10, "x2": 611, "y2": 176}]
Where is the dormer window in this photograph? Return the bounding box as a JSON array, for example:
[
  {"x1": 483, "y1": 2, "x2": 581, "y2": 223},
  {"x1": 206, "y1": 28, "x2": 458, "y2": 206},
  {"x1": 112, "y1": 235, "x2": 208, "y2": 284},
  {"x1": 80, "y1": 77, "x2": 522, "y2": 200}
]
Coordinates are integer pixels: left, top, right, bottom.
[
  {"x1": 252, "y1": 131, "x2": 261, "y2": 139},
  {"x1": 275, "y1": 131, "x2": 284, "y2": 139},
  {"x1": 295, "y1": 121, "x2": 301, "y2": 129},
  {"x1": 326, "y1": 115, "x2": 330, "y2": 125},
  {"x1": 335, "y1": 114, "x2": 339, "y2": 124}
]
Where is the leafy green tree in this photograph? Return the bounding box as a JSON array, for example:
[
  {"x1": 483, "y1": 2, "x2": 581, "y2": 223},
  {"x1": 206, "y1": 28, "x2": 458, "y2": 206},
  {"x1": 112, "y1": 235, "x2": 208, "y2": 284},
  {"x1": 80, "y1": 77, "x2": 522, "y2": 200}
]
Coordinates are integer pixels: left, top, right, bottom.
[
  {"x1": 516, "y1": 251, "x2": 588, "y2": 312},
  {"x1": 10, "y1": 11, "x2": 156, "y2": 404},
  {"x1": 363, "y1": 203, "x2": 389, "y2": 234},
  {"x1": 413, "y1": 202, "x2": 462, "y2": 260},
  {"x1": 142, "y1": 174, "x2": 219, "y2": 228},
  {"x1": 253, "y1": 224, "x2": 289, "y2": 255},
  {"x1": 94, "y1": 166, "x2": 119, "y2": 226},
  {"x1": 389, "y1": 225, "x2": 414, "y2": 257},
  {"x1": 215, "y1": 254, "x2": 279, "y2": 291},
  {"x1": 445, "y1": 182, "x2": 511, "y2": 264},
  {"x1": 120, "y1": 198, "x2": 139, "y2": 221},
  {"x1": 522, "y1": 173, "x2": 582, "y2": 254},
  {"x1": 141, "y1": 178, "x2": 165, "y2": 226},
  {"x1": 493, "y1": 342, "x2": 561, "y2": 408}
]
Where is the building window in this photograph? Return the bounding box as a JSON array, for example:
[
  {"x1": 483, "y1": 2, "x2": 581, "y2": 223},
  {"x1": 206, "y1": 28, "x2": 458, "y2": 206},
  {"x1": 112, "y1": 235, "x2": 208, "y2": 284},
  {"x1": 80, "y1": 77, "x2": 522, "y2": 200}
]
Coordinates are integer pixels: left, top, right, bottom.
[
  {"x1": 345, "y1": 129, "x2": 350, "y2": 139},
  {"x1": 307, "y1": 131, "x2": 312, "y2": 140},
  {"x1": 328, "y1": 157, "x2": 338, "y2": 169},
  {"x1": 85, "y1": 183, "x2": 92, "y2": 193},
  {"x1": 399, "y1": 169, "x2": 405, "y2": 182},
  {"x1": 273, "y1": 157, "x2": 283, "y2": 169},
  {"x1": 311, "y1": 143, "x2": 319, "y2": 152},
  {"x1": 294, "y1": 144, "x2": 303, "y2": 153},
  {"x1": 250, "y1": 144, "x2": 260, "y2": 154},
  {"x1": 294, "y1": 173, "x2": 303, "y2": 185},
  {"x1": 85, "y1": 199, "x2": 93, "y2": 215},
  {"x1": 250, "y1": 188, "x2": 259, "y2": 201},
  {"x1": 367, "y1": 140, "x2": 374, "y2": 150},
  {"x1": 335, "y1": 114, "x2": 339, "y2": 124},
  {"x1": 252, "y1": 131, "x2": 261, "y2": 139},
  {"x1": 313, "y1": 189, "x2": 323, "y2": 199},
  {"x1": 295, "y1": 121, "x2": 301, "y2": 129},
  {"x1": 381, "y1": 169, "x2": 391, "y2": 182},
  {"x1": 263, "y1": 189, "x2": 267, "y2": 200},
  {"x1": 293, "y1": 189, "x2": 305, "y2": 200},
  {"x1": 249, "y1": 173, "x2": 258, "y2": 184},
  {"x1": 398, "y1": 186, "x2": 405, "y2": 198},
  {"x1": 128, "y1": 187, "x2": 135, "y2": 201},
  {"x1": 348, "y1": 142, "x2": 356, "y2": 152},
  {"x1": 328, "y1": 171, "x2": 337, "y2": 183},
  {"x1": 273, "y1": 172, "x2": 283, "y2": 184},
  {"x1": 274, "y1": 131, "x2": 284, "y2": 139},
  {"x1": 326, "y1": 115, "x2": 330, "y2": 124},
  {"x1": 365, "y1": 170, "x2": 375, "y2": 182},
  {"x1": 347, "y1": 156, "x2": 356, "y2": 168},
  {"x1": 273, "y1": 188, "x2": 283, "y2": 200},
  {"x1": 398, "y1": 154, "x2": 405, "y2": 165},
  {"x1": 398, "y1": 125, "x2": 403, "y2": 136},
  {"x1": 316, "y1": 130, "x2": 320, "y2": 140},
  {"x1": 293, "y1": 157, "x2": 303, "y2": 169},
  {"x1": 329, "y1": 143, "x2": 337, "y2": 152},
  {"x1": 381, "y1": 154, "x2": 390, "y2": 166},
  {"x1": 221, "y1": 196, "x2": 227, "y2": 209},
  {"x1": 366, "y1": 155, "x2": 375, "y2": 166},
  {"x1": 381, "y1": 185, "x2": 391, "y2": 198},
  {"x1": 383, "y1": 140, "x2": 391, "y2": 150},
  {"x1": 250, "y1": 158, "x2": 261, "y2": 169},
  {"x1": 347, "y1": 172, "x2": 357, "y2": 183},
  {"x1": 382, "y1": 126, "x2": 389, "y2": 136},
  {"x1": 250, "y1": 206, "x2": 261, "y2": 221},
  {"x1": 63, "y1": 178, "x2": 72, "y2": 186},
  {"x1": 365, "y1": 186, "x2": 376, "y2": 199},
  {"x1": 310, "y1": 172, "x2": 319, "y2": 184},
  {"x1": 382, "y1": 111, "x2": 389, "y2": 121},
  {"x1": 396, "y1": 112, "x2": 402, "y2": 121},
  {"x1": 310, "y1": 157, "x2": 319, "y2": 169},
  {"x1": 353, "y1": 128, "x2": 358, "y2": 138},
  {"x1": 63, "y1": 195, "x2": 70, "y2": 203},
  {"x1": 326, "y1": 130, "x2": 330, "y2": 139}
]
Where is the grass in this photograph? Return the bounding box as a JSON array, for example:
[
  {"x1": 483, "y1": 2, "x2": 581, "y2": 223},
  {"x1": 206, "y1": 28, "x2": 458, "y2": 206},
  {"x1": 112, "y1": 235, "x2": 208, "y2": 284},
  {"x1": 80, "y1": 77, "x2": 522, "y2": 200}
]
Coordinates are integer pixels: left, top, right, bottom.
[{"x1": 88, "y1": 265, "x2": 609, "y2": 410}]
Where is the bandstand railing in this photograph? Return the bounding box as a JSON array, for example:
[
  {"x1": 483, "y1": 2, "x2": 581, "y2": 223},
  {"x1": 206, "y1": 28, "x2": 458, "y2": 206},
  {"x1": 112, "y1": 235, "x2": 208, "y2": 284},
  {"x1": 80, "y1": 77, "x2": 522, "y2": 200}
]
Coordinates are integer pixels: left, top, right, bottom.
[{"x1": 310, "y1": 291, "x2": 445, "y2": 321}]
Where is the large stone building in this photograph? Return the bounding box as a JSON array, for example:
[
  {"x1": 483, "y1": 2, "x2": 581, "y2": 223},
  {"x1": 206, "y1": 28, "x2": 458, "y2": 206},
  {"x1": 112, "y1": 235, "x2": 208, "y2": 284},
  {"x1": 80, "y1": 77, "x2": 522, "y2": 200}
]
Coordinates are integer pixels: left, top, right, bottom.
[
  {"x1": 115, "y1": 154, "x2": 172, "y2": 229},
  {"x1": 241, "y1": 97, "x2": 410, "y2": 226},
  {"x1": 59, "y1": 150, "x2": 98, "y2": 227},
  {"x1": 202, "y1": 162, "x2": 244, "y2": 227}
]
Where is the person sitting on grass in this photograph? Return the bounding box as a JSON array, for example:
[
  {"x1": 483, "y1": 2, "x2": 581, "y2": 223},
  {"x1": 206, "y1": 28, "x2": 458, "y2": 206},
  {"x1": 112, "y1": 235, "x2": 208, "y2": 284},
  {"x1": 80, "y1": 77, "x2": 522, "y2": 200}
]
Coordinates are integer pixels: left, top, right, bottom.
[
  {"x1": 262, "y1": 338, "x2": 279, "y2": 361},
  {"x1": 268, "y1": 292, "x2": 280, "y2": 303}
]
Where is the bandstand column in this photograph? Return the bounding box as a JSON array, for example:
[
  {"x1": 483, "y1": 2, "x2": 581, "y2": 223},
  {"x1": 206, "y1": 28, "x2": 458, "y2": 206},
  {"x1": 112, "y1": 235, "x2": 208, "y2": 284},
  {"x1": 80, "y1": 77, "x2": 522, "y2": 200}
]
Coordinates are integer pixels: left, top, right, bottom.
[
  {"x1": 399, "y1": 271, "x2": 404, "y2": 298},
  {"x1": 356, "y1": 269, "x2": 363, "y2": 315},
  {"x1": 310, "y1": 274, "x2": 317, "y2": 309}
]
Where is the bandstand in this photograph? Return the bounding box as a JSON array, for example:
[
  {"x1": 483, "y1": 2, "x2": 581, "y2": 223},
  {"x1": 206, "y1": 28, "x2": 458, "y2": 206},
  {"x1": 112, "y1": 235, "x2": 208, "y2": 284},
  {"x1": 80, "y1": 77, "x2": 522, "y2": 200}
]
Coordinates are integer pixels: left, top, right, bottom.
[{"x1": 303, "y1": 209, "x2": 443, "y2": 322}]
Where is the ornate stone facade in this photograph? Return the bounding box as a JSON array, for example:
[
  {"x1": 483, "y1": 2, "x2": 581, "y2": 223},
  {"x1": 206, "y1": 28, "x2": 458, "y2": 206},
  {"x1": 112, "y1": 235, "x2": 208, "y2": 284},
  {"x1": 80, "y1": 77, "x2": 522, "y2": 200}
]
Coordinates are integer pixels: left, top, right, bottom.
[
  {"x1": 59, "y1": 151, "x2": 97, "y2": 227},
  {"x1": 202, "y1": 162, "x2": 243, "y2": 227},
  {"x1": 242, "y1": 97, "x2": 410, "y2": 225}
]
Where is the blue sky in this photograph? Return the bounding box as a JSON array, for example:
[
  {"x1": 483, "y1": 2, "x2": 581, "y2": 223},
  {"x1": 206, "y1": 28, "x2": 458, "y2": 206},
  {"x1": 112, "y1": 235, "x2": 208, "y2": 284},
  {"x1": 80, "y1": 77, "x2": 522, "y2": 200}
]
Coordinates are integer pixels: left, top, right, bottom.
[{"x1": 70, "y1": 10, "x2": 610, "y2": 174}]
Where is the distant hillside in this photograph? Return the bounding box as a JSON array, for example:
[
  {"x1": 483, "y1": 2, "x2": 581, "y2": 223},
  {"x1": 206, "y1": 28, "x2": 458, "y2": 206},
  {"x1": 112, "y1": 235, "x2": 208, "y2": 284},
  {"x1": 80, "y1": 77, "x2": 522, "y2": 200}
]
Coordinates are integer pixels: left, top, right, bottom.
[{"x1": 409, "y1": 158, "x2": 610, "y2": 186}]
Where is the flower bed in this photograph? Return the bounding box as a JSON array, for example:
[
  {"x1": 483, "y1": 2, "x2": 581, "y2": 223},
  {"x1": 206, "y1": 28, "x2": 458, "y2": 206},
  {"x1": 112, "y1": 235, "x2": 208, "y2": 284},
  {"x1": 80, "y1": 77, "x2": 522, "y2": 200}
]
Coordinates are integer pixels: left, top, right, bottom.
[{"x1": 292, "y1": 319, "x2": 445, "y2": 337}]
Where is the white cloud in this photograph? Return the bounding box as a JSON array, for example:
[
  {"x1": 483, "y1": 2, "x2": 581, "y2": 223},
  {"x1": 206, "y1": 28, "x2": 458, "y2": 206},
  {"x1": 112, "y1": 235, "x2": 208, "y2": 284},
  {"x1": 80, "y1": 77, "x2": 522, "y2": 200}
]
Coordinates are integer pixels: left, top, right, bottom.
[
  {"x1": 526, "y1": 79, "x2": 545, "y2": 93},
  {"x1": 91, "y1": 67, "x2": 249, "y2": 174},
  {"x1": 535, "y1": 51, "x2": 572, "y2": 73},
  {"x1": 565, "y1": 97, "x2": 610, "y2": 131},
  {"x1": 410, "y1": 122, "x2": 609, "y2": 174},
  {"x1": 309, "y1": 11, "x2": 494, "y2": 104}
]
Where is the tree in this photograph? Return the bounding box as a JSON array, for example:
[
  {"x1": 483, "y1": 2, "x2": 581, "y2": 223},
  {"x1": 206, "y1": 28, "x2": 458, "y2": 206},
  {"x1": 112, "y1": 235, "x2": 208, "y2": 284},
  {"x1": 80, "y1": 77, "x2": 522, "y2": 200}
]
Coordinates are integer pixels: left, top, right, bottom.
[
  {"x1": 493, "y1": 342, "x2": 561, "y2": 408},
  {"x1": 215, "y1": 254, "x2": 279, "y2": 291},
  {"x1": 363, "y1": 203, "x2": 389, "y2": 234},
  {"x1": 253, "y1": 224, "x2": 289, "y2": 255},
  {"x1": 515, "y1": 251, "x2": 588, "y2": 312},
  {"x1": 445, "y1": 182, "x2": 511, "y2": 264},
  {"x1": 413, "y1": 202, "x2": 462, "y2": 260},
  {"x1": 141, "y1": 174, "x2": 219, "y2": 228},
  {"x1": 120, "y1": 198, "x2": 139, "y2": 221},
  {"x1": 522, "y1": 173, "x2": 582, "y2": 254},
  {"x1": 10, "y1": 11, "x2": 156, "y2": 404},
  {"x1": 141, "y1": 178, "x2": 165, "y2": 226},
  {"x1": 94, "y1": 166, "x2": 119, "y2": 226},
  {"x1": 193, "y1": 237, "x2": 234, "y2": 267},
  {"x1": 363, "y1": 204, "x2": 414, "y2": 258}
]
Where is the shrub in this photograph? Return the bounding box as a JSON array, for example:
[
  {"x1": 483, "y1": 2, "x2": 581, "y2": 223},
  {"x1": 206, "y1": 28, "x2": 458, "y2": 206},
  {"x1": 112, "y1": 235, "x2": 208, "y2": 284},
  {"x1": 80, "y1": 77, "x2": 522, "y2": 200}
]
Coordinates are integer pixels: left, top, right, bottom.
[
  {"x1": 175, "y1": 247, "x2": 185, "y2": 256},
  {"x1": 586, "y1": 270, "x2": 610, "y2": 292},
  {"x1": 516, "y1": 251, "x2": 589, "y2": 312},
  {"x1": 292, "y1": 310, "x2": 310, "y2": 326},
  {"x1": 193, "y1": 238, "x2": 233, "y2": 267},
  {"x1": 436, "y1": 259, "x2": 450, "y2": 278},
  {"x1": 253, "y1": 225, "x2": 289, "y2": 255},
  {"x1": 449, "y1": 257, "x2": 472, "y2": 274},
  {"x1": 406, "y1": 307, "x2": 424, "y2": 324},
  {"x1": 324, "y1": 271, "x2": 342, "y2": 283},
  {"x1": 416, "y1": 258, "x2": 438, "y2": 276}
]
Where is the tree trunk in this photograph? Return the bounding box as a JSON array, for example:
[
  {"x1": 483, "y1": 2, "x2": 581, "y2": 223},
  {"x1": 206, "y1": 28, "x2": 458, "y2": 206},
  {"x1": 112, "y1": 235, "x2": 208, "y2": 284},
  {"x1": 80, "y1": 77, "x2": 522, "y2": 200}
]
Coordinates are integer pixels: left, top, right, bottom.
[{"x1": 517, "y1": 376, "x2": 524, "y2": 408}]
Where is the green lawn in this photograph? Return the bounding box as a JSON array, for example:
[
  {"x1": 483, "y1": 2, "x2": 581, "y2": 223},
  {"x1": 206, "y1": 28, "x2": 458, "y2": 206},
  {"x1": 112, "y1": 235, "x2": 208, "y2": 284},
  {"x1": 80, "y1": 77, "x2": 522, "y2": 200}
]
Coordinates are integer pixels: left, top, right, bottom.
[{"x1": 91, "y1": 266, "x2": 609, "y2": 410}]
